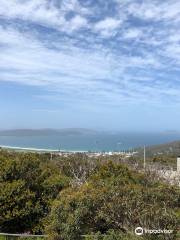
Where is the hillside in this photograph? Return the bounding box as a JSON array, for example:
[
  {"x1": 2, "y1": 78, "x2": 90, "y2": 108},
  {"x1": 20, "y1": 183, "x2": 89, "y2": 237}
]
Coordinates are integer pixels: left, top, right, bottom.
[
  {"x1": 0, "y1": 128, "x2": 97, "y2": 137},
  {"x1": 136, "y1": 140, "x2": 180, "y2": 157}
]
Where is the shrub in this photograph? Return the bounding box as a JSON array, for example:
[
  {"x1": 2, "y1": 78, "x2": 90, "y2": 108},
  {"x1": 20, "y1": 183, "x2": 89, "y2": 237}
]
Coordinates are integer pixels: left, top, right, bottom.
[
  {"x1": 0, "y1": 152, "x2": 69, "y2": 233},
  {"x1": 45, "y1": 162, "x2": 179, "y2": 240}
]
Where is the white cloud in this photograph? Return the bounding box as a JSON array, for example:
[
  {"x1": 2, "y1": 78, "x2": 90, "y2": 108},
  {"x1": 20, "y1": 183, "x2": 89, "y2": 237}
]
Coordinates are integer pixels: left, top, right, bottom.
[
  {"x1": 68, "y1": 15, "x2": 88, "y2": 31},
  {"x1": 0, "y1": 0, "x2": 88, "y2": 33},
  {"x1": 60, "y1": 0, "x2": 90, "y2": 15},
  {"x1": 127, "y1": 0, "x2": 180, "y2": 22},
  {"x1": 94, "y1": 17, "x2": 122, "y2": 37},
  {"x1": 0, "y1": 0, "x2": 59, "y2": 23},
  {"x1": 94, "y1": 17, "x2": 121, "y2": 31},
  {"x1": 168, "y1": 32, "x2": 180, "y2": 43},
  {"x1": 123, "y1": 28, "x2": 142, "y2": 39},
  {"x1": 0, "y1": 0, "x2": 180, "y2": 108},
  {"x1": 0, "y1": 25, "x2": 177, "y2": 107},
  {"x1": 0, "y1": 27, "x2": 113, "y2": 88}
]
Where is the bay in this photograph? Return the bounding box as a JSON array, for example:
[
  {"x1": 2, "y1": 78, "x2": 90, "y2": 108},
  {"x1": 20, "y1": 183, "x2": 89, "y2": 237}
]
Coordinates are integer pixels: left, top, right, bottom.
[{"x1": 0, "y1": 132, "x2": 180, "y2": 152}]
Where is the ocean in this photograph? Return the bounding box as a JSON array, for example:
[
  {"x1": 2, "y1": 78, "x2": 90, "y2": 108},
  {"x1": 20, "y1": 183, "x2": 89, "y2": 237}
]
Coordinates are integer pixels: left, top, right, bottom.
[{"x1": 0, "y1": 132, "x2": 180, "y2": 152}]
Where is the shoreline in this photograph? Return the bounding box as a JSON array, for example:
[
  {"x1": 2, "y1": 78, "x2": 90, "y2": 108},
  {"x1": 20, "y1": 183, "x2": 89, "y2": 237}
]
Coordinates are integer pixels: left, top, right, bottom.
[
  {"x1": 0, "y1": 145, "x2": 89, "y2": 153},
  {"x1": 0, "y1": 145, "x2": 136, "y2": 155}
]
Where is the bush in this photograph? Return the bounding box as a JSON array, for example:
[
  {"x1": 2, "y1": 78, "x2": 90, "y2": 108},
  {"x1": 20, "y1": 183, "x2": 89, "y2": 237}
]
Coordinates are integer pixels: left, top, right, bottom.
[
  {"x1": 0, "y1": 151, "x2": 69, "y2": 233},
  {"x1": 45, "y1": 162, "x2": 179, "y2": 240}
]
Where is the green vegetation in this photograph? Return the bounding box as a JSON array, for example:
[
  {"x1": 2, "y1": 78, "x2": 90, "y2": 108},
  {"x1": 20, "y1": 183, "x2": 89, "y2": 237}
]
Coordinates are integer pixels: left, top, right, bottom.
[
  {"x1": 0, "y1": 150, "x2": 179, "y2": 240},
  {"x1": 0, "y1": 150, "x2": 69, "y2": 234},
  {"x1": 135, "y1": 140, "x2": 180, "y2": 169},
  {"x1": 45, "y1": 162, "x2": 179, "y2": 240}
]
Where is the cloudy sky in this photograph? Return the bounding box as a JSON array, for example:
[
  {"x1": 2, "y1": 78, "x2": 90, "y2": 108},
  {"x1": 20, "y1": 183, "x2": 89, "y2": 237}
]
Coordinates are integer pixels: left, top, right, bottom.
[{"x1": 0, "y1": 0, "x2": 180, "y2": 131}]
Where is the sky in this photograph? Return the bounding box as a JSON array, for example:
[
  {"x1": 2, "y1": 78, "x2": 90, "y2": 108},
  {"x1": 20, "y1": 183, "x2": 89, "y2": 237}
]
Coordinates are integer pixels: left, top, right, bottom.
[{"x1": 0, "y1": 0, "x2": 180, "y2": 131}]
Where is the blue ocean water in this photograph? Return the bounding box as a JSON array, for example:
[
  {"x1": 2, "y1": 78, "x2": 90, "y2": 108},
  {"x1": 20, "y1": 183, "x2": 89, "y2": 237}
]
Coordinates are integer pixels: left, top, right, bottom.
[{"x1": 0, "y1": 132, "x2": 180, "y2": 152}]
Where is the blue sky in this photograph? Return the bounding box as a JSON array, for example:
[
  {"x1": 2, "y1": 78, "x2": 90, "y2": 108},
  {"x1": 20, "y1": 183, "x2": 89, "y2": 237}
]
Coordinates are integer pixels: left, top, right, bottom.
[{"x1": 0, "y1": 0, "x2": 180, "y2": 131}]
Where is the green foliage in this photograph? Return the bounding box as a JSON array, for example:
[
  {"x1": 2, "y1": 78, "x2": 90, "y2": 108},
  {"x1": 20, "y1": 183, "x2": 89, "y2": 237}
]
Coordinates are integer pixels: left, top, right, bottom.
[
  {"x1": 0, "y1": 151, "x2": 69, "y2": 234},
  {"x1": 0, "y1": 150, "x2": 179, "y2": 239},
  {"x1": 46, "y1": 162, "x2": 180, "y2": 240},
  {"x1": 152, "y1": 154, "x2": 177, "y2": 168}
]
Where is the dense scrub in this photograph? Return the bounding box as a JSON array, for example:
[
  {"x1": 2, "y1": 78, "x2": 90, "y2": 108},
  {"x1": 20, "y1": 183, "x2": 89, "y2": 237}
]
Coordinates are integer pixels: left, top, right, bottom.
[
  {"x1": 0, "y1": 150, "x2": 179, "y2": 239},
  {"x1": 0, "y1": 151, "x2": 69, "y2": 233},
  {"x1": 46, "y1": 162, "x2": 180, "y2": 240}
]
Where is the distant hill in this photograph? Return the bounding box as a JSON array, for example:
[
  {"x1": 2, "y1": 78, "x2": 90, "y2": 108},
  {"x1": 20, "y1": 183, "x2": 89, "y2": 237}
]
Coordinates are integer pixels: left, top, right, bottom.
[
  {"x1": 136, "y1": 140, "x2": 180, "y2": 157},
  {"x1": 0, "y1": 128, "x2": 98, "y2": 137}
]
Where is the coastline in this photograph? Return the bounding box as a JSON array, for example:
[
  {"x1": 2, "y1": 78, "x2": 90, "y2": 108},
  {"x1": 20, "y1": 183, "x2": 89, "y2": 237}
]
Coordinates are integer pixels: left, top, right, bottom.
[
  {"x1": 0, "y1": 145, "x2": 88, "y2": 153},
  {"x1": 0, "y1": 145, "x2": 136, "y2": 157}
]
